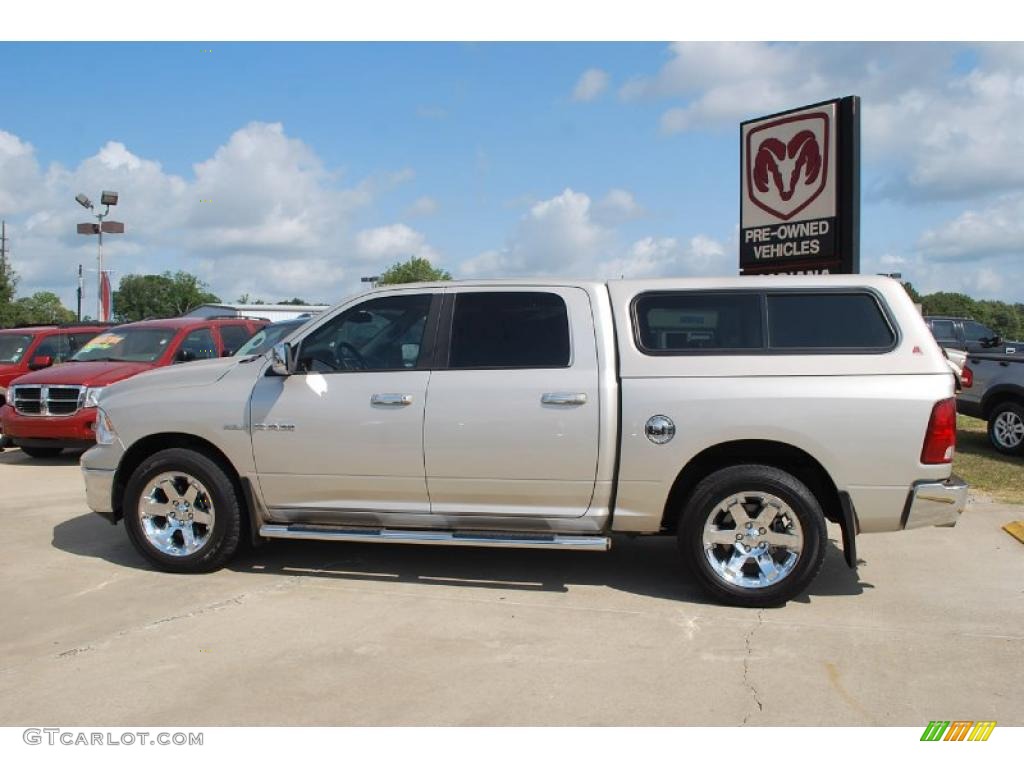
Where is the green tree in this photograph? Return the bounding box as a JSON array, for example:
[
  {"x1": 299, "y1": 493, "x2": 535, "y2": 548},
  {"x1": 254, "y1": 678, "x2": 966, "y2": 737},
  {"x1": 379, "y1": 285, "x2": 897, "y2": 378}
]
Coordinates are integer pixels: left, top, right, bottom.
[
  {"x1": 0, "y1": 242, "x2": 18, "y2": 327},
  {"x1": 279, "y1": 297, "x2": 310, "y2": 305},
  {"x1": 377, "y1": 256, "x2": 452, "y2": 285},
  {"x1": 920, "y1": 292, "x2": 979, "y2": 320},
  {"x1": 901, "y1": 281, "x2": 922, "y2": 304},
  {"x1": 236, "y1": 294, "x2": 267, "y2": 305},
  {"x1": 8, "y1": 292, "x2": 76, "y2": 325},
  {"x1": 113, "y1": 271, "x2": 220, "y2": 322}
]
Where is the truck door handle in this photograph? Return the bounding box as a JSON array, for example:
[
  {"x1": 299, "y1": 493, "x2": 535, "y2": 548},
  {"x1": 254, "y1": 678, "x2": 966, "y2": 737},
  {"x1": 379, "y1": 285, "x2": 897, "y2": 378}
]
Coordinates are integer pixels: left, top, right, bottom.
[
  {"x1": 371, "y1": 393, "x2": 413, "y2": 406},
  {"x1": 541, "y1": 392, "x2": 587, "y2": 406}
]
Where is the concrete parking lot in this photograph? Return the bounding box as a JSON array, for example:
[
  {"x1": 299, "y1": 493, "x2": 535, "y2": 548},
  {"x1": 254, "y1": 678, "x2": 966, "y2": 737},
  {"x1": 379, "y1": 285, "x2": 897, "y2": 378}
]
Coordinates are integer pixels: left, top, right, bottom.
[{"x1": 1, "y1": 448, "x2": 1022, "y2": 726}]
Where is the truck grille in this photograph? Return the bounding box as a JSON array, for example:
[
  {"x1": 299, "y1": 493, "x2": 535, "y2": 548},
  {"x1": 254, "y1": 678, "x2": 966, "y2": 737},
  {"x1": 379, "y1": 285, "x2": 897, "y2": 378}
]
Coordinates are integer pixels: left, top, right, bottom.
[{"x1": 11, "y1": 385, "x2": 85, "y2": 416}]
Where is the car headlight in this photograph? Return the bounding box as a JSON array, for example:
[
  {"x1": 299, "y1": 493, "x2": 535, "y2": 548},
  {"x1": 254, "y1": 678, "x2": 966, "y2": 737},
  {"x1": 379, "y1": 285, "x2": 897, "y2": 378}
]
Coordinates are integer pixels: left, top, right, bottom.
[
  {"x1": 94, "y1": 407, "x2": 118, "y2": 446},
  {"x1": 82, "y1": 386, "x2": 105, "y2": 408}
]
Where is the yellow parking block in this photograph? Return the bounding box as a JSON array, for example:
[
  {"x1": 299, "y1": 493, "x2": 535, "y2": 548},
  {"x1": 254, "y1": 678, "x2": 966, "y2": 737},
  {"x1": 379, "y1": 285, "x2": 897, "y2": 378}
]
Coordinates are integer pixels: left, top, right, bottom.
[{"x1": 1003, "y1": 521, "x2": 1024, "y2": 545}]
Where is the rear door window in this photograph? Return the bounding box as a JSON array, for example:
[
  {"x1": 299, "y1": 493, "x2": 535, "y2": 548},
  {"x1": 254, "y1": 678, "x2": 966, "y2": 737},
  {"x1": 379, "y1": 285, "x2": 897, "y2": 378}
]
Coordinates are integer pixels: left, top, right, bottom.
[
  {"x1": 634, "y1": 292, "x2": 764, "y2": 353},
  {"x1": 962, "y1": 321, "x2": 995, "y2": 343},
  {"x1": 448, "y1": 292, "x2": 571, "y2": 368},
  {"x1": 930, "y1": 320, "x2": 958, "y2": 345},
  {"x1": 177, "y1": 328, "x2": 217, "y2": 361},
  {"x1": 767, "y1": 293, "x2": 895, "y2": 350},
  {"x1": 218, "y1": 324, "x2": 252, "y2": 355}
]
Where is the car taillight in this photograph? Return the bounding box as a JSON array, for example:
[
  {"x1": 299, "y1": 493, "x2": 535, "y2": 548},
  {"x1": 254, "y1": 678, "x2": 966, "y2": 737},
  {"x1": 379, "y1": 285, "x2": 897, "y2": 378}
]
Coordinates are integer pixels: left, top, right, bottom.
[
  {"x1": 961, "y1": 365, "x2": 973, "y2": 389},
  {"x1": 921, "y1": 397, "x2": 957, "y2": 464}
]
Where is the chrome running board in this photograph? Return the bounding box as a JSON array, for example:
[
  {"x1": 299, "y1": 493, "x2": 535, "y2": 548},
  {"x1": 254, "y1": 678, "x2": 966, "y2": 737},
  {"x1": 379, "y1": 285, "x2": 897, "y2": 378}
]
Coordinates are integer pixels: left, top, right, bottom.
[{"x1": 259, "y1": 524, "x2": 611, "y2": 552}]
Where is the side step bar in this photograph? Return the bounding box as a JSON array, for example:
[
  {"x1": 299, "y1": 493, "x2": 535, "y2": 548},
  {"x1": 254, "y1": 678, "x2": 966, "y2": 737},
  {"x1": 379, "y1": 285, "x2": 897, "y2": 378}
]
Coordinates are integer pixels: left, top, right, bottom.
[{"x1": 259, "y1": 524, "x2": 611, "y2": 552}]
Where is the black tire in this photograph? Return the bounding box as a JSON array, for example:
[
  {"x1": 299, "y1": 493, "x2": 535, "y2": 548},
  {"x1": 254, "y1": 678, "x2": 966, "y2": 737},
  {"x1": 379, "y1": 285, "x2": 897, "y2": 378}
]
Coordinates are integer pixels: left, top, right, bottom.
[
  {"x1": 19, "y1": 445, "x2": 64, "y2": 459},
  {"x1": 987, "y1": 401, "x2": 1024, "y2": 456},
  {"x1": 677, "y1": 464, "x2": 828, "y2": 608},
  {"x1": 123, "y1": 448, "x2": 242, "y2": 573}
]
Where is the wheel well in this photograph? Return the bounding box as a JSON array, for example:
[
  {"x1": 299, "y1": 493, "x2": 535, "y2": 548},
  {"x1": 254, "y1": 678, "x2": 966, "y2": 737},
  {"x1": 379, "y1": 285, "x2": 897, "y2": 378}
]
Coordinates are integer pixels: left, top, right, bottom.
[
  {"x1": 112, "y1": 433, "x2": 248, "y2": 533},
  {"x1": 982, "y1": 390, "x2": 1024, "y2": 420},
  {"x1": 659, "y1": 440, "x2": 842, "y2": 532}
]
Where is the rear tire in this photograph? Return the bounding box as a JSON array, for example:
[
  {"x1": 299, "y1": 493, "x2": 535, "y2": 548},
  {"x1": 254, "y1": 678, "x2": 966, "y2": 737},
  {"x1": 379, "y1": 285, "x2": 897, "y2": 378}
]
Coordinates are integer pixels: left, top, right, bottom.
[
  {"x1": 123, "y1": 448, "x2": 242, "y2": 573},
  {"x1": 987, "y1": 401, "x2": 1024, "y2": 456},
  {"x1": 19, "y1": 445, "x2": 64, "y2": 459},
  {"x1": 678, "y1": 464, "x2": 828, "y2": 608}
]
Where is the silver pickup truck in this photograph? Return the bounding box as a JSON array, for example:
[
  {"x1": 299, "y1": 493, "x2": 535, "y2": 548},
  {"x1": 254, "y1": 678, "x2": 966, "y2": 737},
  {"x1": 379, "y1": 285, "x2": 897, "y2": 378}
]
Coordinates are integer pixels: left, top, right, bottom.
[
  {"x1": 958, "y1": 352, "x2": 1024, "y2": 455},
  {"x1": 81, "y1": 275, "x2": 967, "y2": 607}
]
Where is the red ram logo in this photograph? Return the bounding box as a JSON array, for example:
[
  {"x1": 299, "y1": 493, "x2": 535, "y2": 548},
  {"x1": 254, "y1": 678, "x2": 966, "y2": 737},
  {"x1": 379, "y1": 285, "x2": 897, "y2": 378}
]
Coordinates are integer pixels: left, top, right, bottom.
[{"x1": 745, "y1": 111, "x2": 830, "y2": 221}]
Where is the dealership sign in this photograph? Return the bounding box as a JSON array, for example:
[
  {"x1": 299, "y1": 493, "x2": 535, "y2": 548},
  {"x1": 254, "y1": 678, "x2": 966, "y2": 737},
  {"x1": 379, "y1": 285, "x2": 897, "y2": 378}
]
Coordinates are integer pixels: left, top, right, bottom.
[{"x1": 740, "y1": 96, "x2": 860, "y2": 275}]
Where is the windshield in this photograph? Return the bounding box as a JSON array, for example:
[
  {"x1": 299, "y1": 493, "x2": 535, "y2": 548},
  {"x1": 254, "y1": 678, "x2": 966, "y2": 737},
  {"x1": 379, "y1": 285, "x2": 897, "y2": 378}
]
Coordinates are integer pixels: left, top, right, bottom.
[
  {"x1": 0, "y1": 334, "x2": 34, "y2": 364},
  {"x1": 235, "y1": 322, "x2": 303, "y2": 356},
  {"x1": 71, "y1": 328, "x2": 177, "y2": 363}
]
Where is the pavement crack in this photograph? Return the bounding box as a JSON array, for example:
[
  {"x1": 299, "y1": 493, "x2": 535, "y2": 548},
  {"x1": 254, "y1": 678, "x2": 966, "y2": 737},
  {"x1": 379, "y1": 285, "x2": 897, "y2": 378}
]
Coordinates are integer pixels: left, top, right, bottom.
[{"x1": 741, "y1": 609, "x2": 765, "y2": 725}]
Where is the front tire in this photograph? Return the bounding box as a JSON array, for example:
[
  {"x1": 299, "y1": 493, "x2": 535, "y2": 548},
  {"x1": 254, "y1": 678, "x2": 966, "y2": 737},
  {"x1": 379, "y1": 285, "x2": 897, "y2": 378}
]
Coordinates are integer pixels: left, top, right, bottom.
[
  {"x1": 987, "y1": 401, "x2": 1024, "y2": 456},
  {"x1": 678, "y1": 464, "x2": 828, "y2": 608},
  {"x1": 123, "y1": 448, "x2": 242, "y2": 573}
]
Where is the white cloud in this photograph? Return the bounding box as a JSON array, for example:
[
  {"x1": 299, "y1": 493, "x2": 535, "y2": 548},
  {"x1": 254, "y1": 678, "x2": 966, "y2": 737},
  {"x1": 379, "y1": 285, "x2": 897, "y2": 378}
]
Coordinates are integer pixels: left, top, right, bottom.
[
  {"x1": 572, "y1": 68, "x2": 609, "y2": 102},
  {"x1": 460, "y1": 188, "x2": 610, "y2": 277},
  {"x1": 355, "y1": 223, "x2": 439, "y2": 264},
  {"x1": 917, "y1": 192, "x2": 1024, "y2": 262},
  {"x1": 621, "y1": 42, "x2": 1024, "y2": 201},
  {"x1": 460, "y1": 188, "x2": 729, "y2": 281},
  {"x1": 0, "y1": 131, "x2": 46, "y2": 214},
  {"x1": 0, "y1": 122, "x2": 422, "y2": 307},
  {"x1": 593, "y1": 188, "x2": 644, "y2": 224},
  {"x1": 406, "y1": 195, "x2": 439, "y2": 217}
]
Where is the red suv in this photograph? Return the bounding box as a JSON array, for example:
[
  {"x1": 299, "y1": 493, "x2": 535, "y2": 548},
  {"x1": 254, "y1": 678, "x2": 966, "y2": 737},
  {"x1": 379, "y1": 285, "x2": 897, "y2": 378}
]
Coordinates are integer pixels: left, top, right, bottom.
[
  {"x1": 0, "y1": 323, "x2": 111, "y2": 448},
  {"x1": 0, "y1": 316, "x2": 266, "y2": 457}
]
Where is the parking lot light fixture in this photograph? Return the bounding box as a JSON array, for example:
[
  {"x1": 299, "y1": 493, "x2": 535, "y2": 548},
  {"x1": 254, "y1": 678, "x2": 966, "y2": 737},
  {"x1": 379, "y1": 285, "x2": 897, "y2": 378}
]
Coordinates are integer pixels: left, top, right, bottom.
[{"x1": 75, "y1": 190, "x2": 122, "y2": 321}]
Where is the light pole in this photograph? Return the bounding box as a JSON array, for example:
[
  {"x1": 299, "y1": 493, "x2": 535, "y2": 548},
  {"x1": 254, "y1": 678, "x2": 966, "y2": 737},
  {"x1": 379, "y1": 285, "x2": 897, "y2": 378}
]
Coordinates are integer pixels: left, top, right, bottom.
[{"x1": 76, "y1": 191, "x2": 124, "y2": 321}]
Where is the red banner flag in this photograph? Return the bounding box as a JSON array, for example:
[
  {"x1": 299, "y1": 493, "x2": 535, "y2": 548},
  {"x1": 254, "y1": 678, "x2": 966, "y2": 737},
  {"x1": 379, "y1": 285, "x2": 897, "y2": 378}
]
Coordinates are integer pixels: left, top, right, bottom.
[{"x1": 100, "y1": 270, "x2": 112, "y2": 322}]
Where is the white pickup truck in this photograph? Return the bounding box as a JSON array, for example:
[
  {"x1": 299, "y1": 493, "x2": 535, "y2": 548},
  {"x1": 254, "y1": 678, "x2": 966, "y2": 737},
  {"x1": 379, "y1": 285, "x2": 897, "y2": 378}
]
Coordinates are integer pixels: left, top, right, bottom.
[{"x1": 81, "y1": 275, "x2": 966, "y2": 607}]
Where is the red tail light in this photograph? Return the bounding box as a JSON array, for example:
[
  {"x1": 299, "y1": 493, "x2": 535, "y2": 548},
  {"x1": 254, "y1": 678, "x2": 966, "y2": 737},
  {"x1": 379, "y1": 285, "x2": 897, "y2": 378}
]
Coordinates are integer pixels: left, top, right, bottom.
[
  {"x1": 921, "y1": 397, "x2": 957, "y2": 464},
  {"x1": 961, "y1": 365, "x2": 973, "y2": 389}
]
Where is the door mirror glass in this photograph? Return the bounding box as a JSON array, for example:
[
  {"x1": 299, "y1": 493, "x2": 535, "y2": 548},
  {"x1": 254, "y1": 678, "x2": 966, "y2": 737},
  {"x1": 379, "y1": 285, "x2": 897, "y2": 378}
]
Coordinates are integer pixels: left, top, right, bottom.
[
  {"x1": 270, "y1": 342, "x2": 293, "y2": 376},
  {"x1": 29, "y1": 355, "x2": 53, "y2": 370},
  {"x1": 175, "y1": 348, "x2": 196, "y2": 364}
]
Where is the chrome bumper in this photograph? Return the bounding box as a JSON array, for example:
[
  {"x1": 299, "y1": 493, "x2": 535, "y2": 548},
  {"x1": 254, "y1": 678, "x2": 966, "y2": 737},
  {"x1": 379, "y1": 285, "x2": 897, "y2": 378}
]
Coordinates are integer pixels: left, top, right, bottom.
[
  {"x1": 82, "y1": 467, "x2": 116, "y2": 516},
  {"x1": 903, "y1": 475, "x2": 968, "y2": 530}
]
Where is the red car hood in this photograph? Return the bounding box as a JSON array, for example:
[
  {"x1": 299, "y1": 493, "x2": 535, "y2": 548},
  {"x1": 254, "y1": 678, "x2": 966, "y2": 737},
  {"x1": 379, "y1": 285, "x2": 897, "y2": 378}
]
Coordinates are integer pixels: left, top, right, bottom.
[{"x1": 9, "y1": 360, "x2": 157, "y2": 387}]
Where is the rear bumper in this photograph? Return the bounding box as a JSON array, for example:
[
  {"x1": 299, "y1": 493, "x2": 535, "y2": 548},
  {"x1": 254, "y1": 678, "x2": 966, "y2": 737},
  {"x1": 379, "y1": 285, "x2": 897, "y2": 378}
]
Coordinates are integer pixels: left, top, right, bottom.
[
  {"x1": 902, "y1": 474, "x2": 968, "y2": 530},
  {"x1": 0, "y1": 403, "x2": 97, "y2": 448}
]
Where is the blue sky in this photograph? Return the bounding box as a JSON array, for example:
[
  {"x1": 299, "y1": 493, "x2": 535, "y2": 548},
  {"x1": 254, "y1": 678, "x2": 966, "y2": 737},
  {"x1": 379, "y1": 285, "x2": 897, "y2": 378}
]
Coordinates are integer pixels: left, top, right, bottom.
[{"x1": 1, "y1": 42, "x2": 1022, "y2": 308}]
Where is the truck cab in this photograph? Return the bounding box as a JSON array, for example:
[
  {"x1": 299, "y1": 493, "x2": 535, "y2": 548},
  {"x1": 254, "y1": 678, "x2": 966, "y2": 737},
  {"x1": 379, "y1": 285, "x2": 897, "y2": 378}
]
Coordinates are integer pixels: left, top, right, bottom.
[{"x1": 925, "y1": 315, "x2": 1018, "y2": 354}]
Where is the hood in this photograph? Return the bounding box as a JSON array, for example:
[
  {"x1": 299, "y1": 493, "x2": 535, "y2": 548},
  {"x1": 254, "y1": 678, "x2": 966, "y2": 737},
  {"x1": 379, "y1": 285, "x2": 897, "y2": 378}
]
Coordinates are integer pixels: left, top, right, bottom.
[
  {"x1": 104, "y1": 356, "x2": 242, "y2": 400},
  {"x1": 8, "y1": 360, "x2": 156, "y2": 387}
]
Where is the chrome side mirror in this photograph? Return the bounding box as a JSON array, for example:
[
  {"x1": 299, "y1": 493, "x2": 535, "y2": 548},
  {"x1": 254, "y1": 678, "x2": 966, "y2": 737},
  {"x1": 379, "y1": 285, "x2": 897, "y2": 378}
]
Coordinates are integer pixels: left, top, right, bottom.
[{"x1": 269, "y1": 342, "x2": 294, "y2": 376}]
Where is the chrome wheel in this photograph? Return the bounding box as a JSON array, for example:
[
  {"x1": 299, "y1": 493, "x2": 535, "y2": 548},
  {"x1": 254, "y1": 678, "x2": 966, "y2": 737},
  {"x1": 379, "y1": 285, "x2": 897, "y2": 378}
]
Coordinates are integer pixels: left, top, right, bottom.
[
  {"x1": 137, "y1": 472, "x2": 216, "y2": 556},
  {"x1": 702, "y1": 491, "x2": 804, "y2": 590},
  {"x1": 993, "y1": 411, "x2": 1024, "y2": 449}
]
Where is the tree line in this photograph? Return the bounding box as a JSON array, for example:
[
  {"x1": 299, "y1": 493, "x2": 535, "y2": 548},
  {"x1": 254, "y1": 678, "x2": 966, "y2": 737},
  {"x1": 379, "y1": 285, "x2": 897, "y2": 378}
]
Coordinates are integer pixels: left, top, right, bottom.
[{"x1": 904, "y1": 283, "x2": 1024, "y2": 340}]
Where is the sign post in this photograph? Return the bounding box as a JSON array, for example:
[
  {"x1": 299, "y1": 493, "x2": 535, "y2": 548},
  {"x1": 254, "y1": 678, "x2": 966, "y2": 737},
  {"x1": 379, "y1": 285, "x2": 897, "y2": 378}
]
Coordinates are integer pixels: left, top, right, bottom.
[{"x1": 740, "y1": 95, "x2": 860, "y2": 275}]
